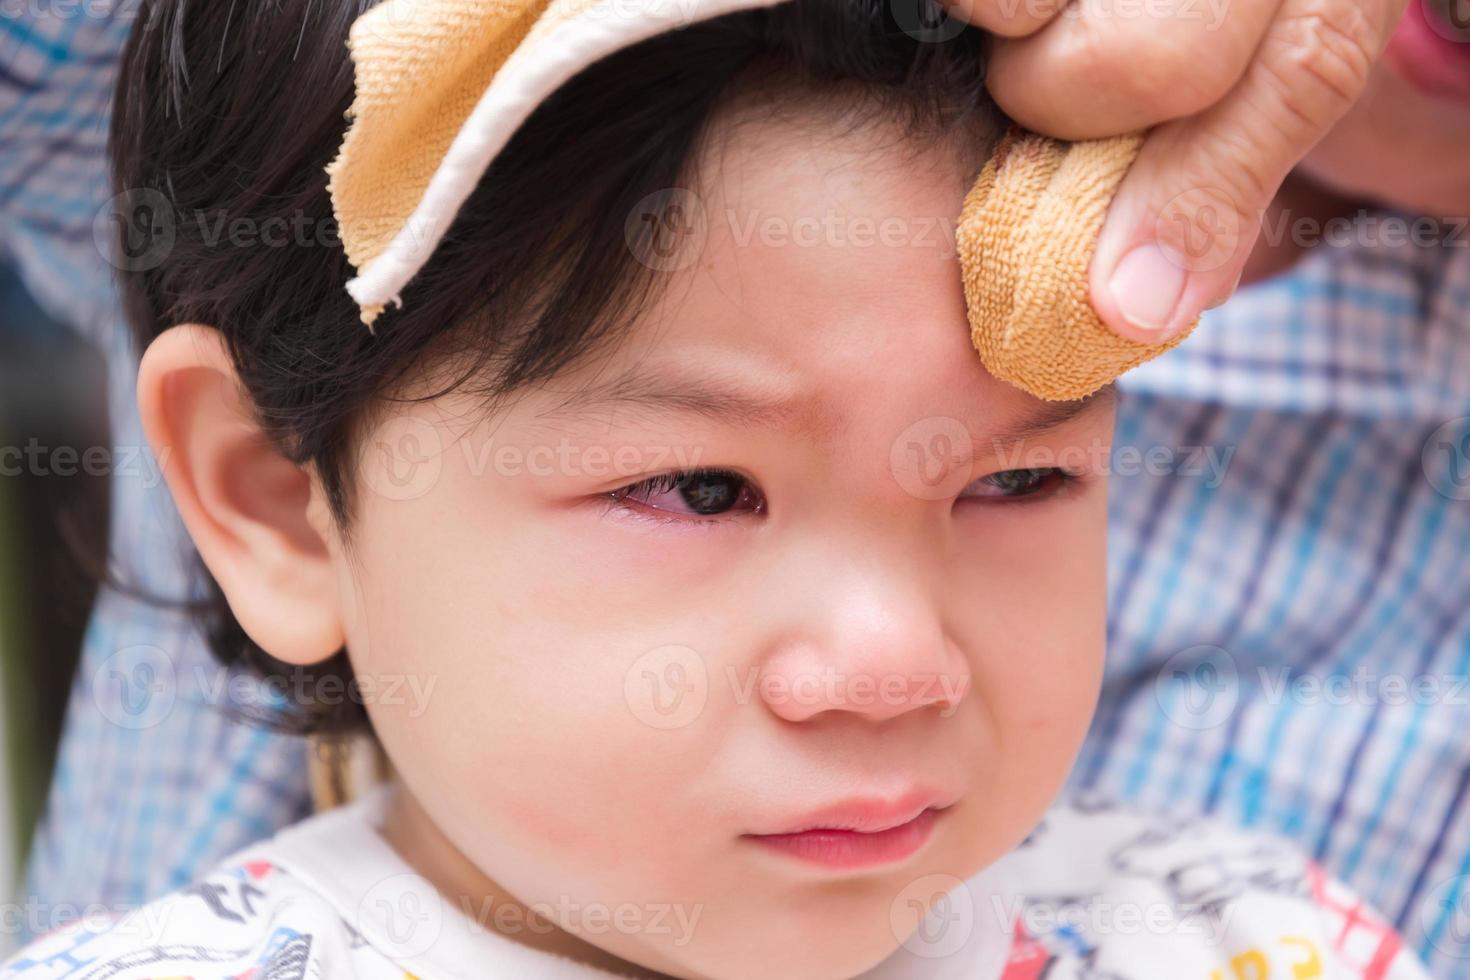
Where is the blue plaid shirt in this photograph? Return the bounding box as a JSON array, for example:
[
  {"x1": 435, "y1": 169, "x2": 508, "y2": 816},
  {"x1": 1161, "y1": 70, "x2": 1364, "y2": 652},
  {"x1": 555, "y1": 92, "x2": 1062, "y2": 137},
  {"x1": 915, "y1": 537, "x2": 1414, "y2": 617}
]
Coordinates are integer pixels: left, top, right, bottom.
[
  {"x1": 1076, "y1": 224, "x2": 1470, "y2": 971},
  {"x1": 6, "y1": 4, "x2": 1470, "y2": 975}
]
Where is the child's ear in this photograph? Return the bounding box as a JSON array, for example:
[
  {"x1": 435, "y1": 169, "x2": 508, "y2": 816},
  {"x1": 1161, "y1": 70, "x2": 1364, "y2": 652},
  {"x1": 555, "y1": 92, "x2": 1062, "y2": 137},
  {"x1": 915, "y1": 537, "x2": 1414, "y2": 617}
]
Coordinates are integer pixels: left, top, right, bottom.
[{"x1": 137, "y1": 323, "x2": 345, "y2": 666}]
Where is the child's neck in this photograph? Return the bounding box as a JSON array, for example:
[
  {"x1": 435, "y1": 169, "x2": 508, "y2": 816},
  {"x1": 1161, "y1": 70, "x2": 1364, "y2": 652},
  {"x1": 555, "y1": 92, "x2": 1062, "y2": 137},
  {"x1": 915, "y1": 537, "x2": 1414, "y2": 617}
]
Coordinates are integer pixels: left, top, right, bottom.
[{"x1": 379, "y1": 780, "x2": 678, "y2": 979}]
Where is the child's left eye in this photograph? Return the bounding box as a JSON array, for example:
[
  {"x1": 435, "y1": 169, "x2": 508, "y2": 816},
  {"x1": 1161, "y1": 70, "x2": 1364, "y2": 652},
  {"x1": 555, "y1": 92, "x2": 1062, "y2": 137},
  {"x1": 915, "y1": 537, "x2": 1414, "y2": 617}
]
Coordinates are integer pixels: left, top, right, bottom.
[
  {"x1": 605, "y1": 467, "x2": 767, "y2": 522},
  {"x1": 961, "y1": 467, "x2": 1078, "y2": 501}
]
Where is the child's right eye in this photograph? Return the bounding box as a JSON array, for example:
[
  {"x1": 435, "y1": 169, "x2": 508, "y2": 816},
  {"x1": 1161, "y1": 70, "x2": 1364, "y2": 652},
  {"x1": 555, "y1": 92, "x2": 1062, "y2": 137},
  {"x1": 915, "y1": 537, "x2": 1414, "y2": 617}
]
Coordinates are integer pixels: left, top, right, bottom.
[
  {"x1": 605, "y1": 467, "x2": 768, "y2": 522},
  {"x1": 961, "y1": 466, "x2": 1080, "y2": 502}
]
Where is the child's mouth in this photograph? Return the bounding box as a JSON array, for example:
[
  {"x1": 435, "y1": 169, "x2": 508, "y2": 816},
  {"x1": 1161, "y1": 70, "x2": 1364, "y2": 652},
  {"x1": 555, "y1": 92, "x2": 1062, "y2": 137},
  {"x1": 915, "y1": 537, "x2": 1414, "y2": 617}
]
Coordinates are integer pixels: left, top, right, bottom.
[
  {"x1": 740, "y1": 790, "x2": 955, "y2": 871},
  {"x1": 743, "y1": 808, "x2": 946, "y2": 870}
]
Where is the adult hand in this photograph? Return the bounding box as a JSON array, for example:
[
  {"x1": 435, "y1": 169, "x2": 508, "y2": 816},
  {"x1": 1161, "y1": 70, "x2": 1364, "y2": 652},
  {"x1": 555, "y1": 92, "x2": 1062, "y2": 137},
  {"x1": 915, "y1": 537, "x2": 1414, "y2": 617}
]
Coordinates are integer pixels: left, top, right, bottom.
[{"x1": 941, "y1": 0, "x2": 1409, "y2": 343}]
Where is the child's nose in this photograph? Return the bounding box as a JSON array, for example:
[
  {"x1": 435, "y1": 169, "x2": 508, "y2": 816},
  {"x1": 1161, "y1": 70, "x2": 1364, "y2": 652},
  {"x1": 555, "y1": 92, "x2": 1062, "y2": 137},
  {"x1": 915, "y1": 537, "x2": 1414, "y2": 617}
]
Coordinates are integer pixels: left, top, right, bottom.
[{"x1": 753, "y1": 573, "x2": 972, "y2": 724}]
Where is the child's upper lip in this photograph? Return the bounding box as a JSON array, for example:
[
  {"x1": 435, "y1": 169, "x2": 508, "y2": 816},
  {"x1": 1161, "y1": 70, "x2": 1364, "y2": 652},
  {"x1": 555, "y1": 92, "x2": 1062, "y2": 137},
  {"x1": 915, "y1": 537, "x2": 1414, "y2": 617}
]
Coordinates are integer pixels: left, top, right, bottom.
[{"x1": 743, "y1": 786, "x2": 960, "y2": 836}]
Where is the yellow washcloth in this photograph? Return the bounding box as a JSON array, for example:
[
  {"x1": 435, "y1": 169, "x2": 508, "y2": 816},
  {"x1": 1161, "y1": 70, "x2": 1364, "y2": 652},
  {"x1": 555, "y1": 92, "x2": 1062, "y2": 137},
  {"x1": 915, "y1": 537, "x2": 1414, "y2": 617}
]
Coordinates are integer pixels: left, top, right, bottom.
[
  {"x1": 328, "y1": 0, "x2": 1195, "y2": 402},
  {"x1": 957, "y1": 126, "x2": 1197, "y2": 400}
]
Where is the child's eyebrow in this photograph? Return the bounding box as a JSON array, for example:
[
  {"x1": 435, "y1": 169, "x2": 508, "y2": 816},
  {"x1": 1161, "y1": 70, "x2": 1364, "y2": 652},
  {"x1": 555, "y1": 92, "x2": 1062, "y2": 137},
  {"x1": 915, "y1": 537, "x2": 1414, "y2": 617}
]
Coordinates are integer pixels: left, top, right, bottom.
[
  {"x1": 993, "y1": 384, "x2": 1117, "y2": 444},
  {"x1": 540, "y1": 363, "x2": 807, "y2": 431},
  {"x1": 535, "y1": 363, "x2": 1114, "y2": 445}
]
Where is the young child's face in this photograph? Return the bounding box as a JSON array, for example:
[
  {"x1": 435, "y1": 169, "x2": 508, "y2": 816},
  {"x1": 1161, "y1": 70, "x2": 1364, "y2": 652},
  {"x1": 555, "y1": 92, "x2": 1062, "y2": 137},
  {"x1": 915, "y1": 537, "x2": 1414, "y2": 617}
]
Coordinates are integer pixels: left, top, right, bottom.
[{"x1": 321, "y1": 105, "x2": 1112, "y2": 978}]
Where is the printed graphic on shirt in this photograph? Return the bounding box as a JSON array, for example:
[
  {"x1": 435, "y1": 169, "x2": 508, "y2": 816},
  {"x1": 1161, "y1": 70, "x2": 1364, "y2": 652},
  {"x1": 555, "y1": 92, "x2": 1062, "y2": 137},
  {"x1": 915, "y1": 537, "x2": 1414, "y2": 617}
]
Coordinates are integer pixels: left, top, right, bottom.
[
  {"x1": 0, "y1": 859, "x2": 410, "y2": 980},
  {"x1": 988, "y1": 797, "x2": 1423, "y2": 980}
]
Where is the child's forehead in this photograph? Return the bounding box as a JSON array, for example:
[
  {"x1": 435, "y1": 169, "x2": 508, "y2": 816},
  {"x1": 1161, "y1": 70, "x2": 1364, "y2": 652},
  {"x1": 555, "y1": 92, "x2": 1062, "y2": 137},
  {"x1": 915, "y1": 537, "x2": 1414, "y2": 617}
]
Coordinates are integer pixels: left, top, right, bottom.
[
  {"x1": 519, "y1": 132, "x2": 1045, "y2": 445},
  {"x1": 631, "y1": 148, "x2": 974, "y2": 389},
  {"x1": 516, "y1": 313, "x2": 1113, "y2": 453},
  {"x1": 695, "y1": 97, "x2": 981, "y2": 216}
]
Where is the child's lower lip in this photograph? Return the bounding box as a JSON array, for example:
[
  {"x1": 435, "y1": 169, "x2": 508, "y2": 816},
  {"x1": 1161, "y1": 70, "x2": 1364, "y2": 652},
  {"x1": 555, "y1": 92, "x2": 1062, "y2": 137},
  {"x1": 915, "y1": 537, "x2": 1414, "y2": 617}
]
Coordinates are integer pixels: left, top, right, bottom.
[{"x1": 742, "y1": 807, "x2": 943, "y2": 870}]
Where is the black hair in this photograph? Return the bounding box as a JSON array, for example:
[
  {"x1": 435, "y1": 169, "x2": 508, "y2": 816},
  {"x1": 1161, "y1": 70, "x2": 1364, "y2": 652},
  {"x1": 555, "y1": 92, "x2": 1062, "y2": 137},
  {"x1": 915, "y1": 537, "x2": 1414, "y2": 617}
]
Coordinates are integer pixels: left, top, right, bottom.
[{"x1": 110, "y1": 0, "x2": 999, "y2": 734}]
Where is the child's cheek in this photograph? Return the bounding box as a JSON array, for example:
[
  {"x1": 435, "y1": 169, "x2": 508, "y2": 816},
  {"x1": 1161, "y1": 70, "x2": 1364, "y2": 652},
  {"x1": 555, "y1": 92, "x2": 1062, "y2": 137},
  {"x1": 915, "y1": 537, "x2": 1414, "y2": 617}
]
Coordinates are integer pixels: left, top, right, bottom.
[
  {"x1": 348, "y1": 489, "x2": 719, "y2": 858},
  {"x1": 398, "y1": 612, "x2": 719, "y2": 854}
]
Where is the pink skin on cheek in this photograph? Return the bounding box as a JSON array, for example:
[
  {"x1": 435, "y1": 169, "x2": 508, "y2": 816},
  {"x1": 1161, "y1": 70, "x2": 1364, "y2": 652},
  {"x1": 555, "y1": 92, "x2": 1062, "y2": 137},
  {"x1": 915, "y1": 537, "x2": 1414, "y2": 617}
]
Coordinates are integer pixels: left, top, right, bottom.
[{"x1": 494, "y1": 789, "x2": 606, "y2": 857}]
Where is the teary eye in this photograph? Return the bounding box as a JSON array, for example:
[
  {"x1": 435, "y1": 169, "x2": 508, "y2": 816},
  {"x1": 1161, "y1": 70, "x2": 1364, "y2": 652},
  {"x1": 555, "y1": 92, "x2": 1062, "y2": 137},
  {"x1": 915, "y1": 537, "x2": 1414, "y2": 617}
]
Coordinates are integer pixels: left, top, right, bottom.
[{"x1": 606, "y1": 467, "x2": 767, "y2": 521}]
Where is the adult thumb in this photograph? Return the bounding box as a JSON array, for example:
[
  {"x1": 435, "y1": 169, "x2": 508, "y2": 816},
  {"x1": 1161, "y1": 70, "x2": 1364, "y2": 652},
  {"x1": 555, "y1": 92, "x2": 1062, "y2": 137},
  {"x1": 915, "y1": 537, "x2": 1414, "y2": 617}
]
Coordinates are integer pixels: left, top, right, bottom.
[{"x1": 1087, "y1": 0, "x2": 1404, "y2": 344}]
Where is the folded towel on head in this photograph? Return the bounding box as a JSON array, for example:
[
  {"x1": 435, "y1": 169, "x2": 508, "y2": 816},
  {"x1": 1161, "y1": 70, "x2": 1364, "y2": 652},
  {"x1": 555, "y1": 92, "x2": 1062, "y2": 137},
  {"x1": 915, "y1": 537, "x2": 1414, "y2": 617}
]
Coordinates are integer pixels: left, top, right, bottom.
[
  {"x1": 956, "y1": 126, "x2": 1197, "y2": 400},
  {"x1": 327, "y1": 0, "x2": 1196, "y2": 402}
]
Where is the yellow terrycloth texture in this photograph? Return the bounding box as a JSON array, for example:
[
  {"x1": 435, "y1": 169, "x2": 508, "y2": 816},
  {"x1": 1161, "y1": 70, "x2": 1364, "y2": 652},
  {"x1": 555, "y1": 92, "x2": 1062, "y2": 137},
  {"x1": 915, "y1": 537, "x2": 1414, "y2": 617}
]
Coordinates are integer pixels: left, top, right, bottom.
[
  {"x1": 325, "y1": 0, "x2": 577, "y2": 325},
  {"x1": 957, "y1": 125, "x2": 1198, "y2": 401}
]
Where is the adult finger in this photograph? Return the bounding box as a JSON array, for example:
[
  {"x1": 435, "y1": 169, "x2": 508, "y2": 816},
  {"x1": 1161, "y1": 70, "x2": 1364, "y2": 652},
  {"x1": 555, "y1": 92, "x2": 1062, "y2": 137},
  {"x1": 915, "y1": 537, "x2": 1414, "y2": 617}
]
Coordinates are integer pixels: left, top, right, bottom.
[
  {"x1": 1086, "y1": 0, "x2": 1407, "y2": 343},
  {"x1": 984, "y1": 0, "x2": 1281, "y2": 139}
]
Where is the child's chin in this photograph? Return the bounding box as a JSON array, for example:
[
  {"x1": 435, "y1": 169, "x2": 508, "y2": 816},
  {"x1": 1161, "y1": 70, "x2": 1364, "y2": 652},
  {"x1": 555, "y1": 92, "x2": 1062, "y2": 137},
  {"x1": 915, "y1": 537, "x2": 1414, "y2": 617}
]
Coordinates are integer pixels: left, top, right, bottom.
[
  {"x1": 656, "y1": 887, "x2": 941, "y2": 980},
  {"x1": 669, "y1": 929, "x2": 907, "y2": 980}
]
